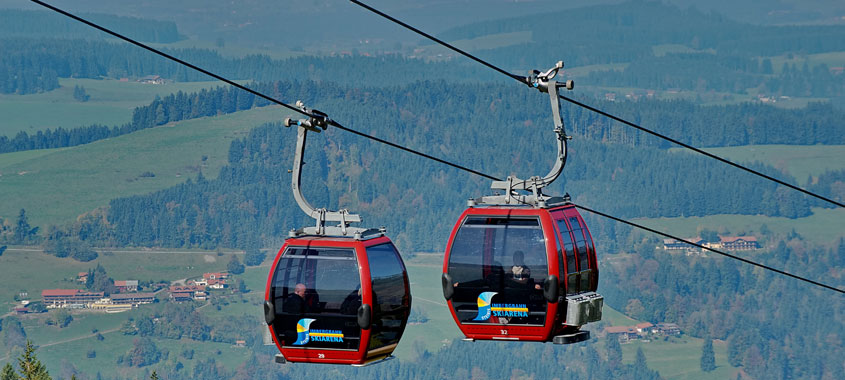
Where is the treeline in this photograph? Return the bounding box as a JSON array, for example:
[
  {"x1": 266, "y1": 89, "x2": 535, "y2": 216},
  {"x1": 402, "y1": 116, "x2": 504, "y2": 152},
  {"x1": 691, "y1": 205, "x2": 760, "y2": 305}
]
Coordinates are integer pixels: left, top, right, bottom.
[
  {"x1": 583, "y1": 53, "x2": 845, "y2": 97},
  {"x1": 568, "y1": 98, "x2": 845, "y2": 148},
  {"x1": 438, "y1": 1, "x2": 845, "y2": 69},
  {"x1": 73, "y1": 80, "x2": 814, "y2": 252},
  {"x1": 3, "y1": 79, "x2": 843, "y2": 155},
  {"x1": 0, "y1": 83, "x2": 274, "y2": 153},
  {"x1": 809, "y1": 169, "x2": 845, "y2": 204},
  {"x1": 86, "y1": 331, "x2": 662, "y2": 380},
  {"x1": 0, "y1": 37, "x2": 488, "y2": 94},
  {"x1": 601, "y1": 235, "x2": 845, "y2": 380},
  {"x1": 0, "y1": 9, "x2": 181, "y2": 43}
]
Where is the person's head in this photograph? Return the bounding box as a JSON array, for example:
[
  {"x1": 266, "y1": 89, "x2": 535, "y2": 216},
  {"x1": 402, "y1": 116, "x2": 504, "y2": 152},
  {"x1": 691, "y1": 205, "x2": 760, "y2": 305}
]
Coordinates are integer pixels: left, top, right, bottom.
[
  {"x1": 513, "y1": 250, "x2": 525, "y2": 266},
  {"x1": 294, "y1": 283, "x2": 306, "y2": 298}
]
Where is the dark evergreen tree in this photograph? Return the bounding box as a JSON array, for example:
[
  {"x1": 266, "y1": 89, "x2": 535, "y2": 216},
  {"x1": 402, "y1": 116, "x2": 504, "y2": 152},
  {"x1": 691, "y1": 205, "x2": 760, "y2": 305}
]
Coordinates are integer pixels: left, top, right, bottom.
[
  {"x1": 72, "y1": 85, "x2": 90, "y2": 102},
  {"x1": 701, "y1": 336, "x2": 716, "y2": 372},
  {"x1": 16, "y1": 340, "x2": 51, "y2": 380},
  {"x1": 227, "y1": 255, "x2": 245, "y2": 275}
]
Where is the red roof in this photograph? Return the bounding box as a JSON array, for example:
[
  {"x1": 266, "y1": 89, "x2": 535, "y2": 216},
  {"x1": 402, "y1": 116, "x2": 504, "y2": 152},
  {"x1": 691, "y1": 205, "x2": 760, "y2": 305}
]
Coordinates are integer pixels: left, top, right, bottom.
[
  {"x1": 170, "y1": 285, "x2": 205, "y2": 292},
  {"x1": 203, "y1": 272, "x2": 228, "y2": 280},
  {"x1": 42, "y1": 289, "x2": 82, "y2": 297},
  {"x1": 78, "y1": 272, "x2": 88, "y2": 277},
  {"x1": 636, "y1": 322, "x2": 654, "y2": 329}
]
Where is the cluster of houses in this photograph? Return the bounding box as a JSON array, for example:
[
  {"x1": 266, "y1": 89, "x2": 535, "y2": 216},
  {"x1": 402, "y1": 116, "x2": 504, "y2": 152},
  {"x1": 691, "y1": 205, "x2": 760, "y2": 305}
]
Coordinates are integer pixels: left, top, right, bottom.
[
  {"x1": 40, "y1": 288, "x2": 155, "y2": 313},
  {"x1": 168, "y1": 272, "x2": 229, "y2": 302},
  {"x1": 604, "y1": 90, "x2": 657, "y2": 102},
  {"x1": 663, "y1": 235, "x2": 760, "y2": 255},
  {"x1": 16, "y1": 271, "x2": 235, "y2": 315},
  {"x1": 604, "y1": 322, "x2": 681, "y2": 343}
]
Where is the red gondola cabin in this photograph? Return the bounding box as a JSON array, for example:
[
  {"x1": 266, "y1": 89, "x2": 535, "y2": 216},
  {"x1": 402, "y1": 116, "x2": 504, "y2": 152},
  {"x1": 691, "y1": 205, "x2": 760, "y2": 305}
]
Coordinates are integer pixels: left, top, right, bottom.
[
  {"x1": 441, "y1": 203, "x2": 602, "y2": 344},
  {"x1": 265, "y1": 235, "x2": 411, "y2": 365}
]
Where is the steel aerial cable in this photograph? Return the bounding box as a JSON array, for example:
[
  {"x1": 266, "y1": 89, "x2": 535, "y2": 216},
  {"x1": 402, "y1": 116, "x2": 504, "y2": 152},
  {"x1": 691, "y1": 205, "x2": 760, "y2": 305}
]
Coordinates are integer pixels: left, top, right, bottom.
[
  {"x1": 30, "y1": 0, "x2": 315, "y2": 120},
  {"x1": 573, "y1": 204, "x2": 843, "y2": 294},
  {"x1": 31, "y1": 0, "x2": 497, "y2": 183},
  {"x1": 349, "y1": 0, "x2": 845, "y2": 209},
  {"x1": 32, "y1": 1, "x2": 842, "y2": 295}
]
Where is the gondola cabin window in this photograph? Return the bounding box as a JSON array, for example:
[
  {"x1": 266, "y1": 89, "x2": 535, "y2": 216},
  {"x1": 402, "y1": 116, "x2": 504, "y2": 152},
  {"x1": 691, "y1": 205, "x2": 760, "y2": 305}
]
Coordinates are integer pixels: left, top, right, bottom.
[
  {"x1": 270, "y1": 247, "x2": 362, "y2": 350},
  {"x1": 366, "y1": 243, "x2": 410, "y2": 350},
  {"x1": 447, "y1": 216, "x2": 548, "y2": 325}
]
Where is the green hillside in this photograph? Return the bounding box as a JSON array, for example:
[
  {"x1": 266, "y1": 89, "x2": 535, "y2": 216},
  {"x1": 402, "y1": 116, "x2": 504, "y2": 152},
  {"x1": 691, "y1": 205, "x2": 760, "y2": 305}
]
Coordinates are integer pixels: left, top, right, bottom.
[
  {"x1": 0, "y1": 78, "x2": 229, "y2": 137},
  {"x1": 0, "y1": 106, "x2": 285, "y2": 227},
  {"x1": 672, "y1": 144, "x2": 845, "y2": 185}
]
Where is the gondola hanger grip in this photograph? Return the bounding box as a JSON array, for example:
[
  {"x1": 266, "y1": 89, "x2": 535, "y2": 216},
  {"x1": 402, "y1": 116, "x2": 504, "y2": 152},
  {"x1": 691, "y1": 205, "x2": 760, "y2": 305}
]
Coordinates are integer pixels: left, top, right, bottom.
[
  {"x1": 480, "y1": 62, "x2": 575, "y2": 208},
  {"x1": 285, "y1": 101, "x2": 384, "y2": 239}
]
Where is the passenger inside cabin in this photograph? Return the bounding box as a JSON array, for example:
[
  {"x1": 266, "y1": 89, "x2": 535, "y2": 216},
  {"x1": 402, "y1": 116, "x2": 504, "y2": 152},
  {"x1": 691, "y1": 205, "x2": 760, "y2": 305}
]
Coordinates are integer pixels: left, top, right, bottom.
[{"x1": 510, "y1": 250, "x2": 542, "y2": 290}]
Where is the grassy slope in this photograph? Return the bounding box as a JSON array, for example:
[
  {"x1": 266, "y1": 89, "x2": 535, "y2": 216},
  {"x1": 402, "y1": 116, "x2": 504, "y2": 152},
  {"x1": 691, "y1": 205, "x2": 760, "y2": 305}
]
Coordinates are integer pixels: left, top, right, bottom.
[
  {"x1": 634, "y1": 207, "x2": 845, "y2": 244},
  {"x1": 0, "y1": 78, "x2": 229, "y2": 137},
  {"x1": 675, "y1": 144, "x2": 845, "y2": 185},
  {"x1": 0, "y1": 106, "x2": 285, "y2": 227}
]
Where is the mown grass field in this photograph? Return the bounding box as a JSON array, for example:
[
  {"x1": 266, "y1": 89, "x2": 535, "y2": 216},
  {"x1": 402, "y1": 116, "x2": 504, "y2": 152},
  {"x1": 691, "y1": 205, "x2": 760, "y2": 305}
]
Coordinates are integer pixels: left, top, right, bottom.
[
  {"x1": 767, "y1": 51, "x2": 845, "y2": 75},
  {"x1": 676, "y1": 144, "x2": 845, "y2": 185},
  {"x1": 0, "y1": 106, "x2": 285, "y2": 227},
  {"x1": 634, "y1": 207, "x2": 845, "y2": 244},
  {"x1": 420, "y1": 31, "x2": 532, "y2": 56},
  {"x1": 621, "y1": 337, "x2": 735, "y2": 380},
  {"x1": 0, "y1": 78, "x2": 230, "y2": 137}
]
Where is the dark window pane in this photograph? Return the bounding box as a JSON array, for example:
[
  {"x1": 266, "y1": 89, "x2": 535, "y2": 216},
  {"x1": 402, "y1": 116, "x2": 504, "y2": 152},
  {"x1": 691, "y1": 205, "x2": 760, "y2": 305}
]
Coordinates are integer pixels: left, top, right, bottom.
[
  {"x1": 366, "y1": 243, "x2": 409, "y2": 349},
  {"x1": 569, "y1": 217, "x2": 590, "y2": 271},
  {"x1": 270, "y1": 246, "x2": 361, "y2": 350},
  {"x1": 555, "y1": 218, "x2": 577, "y2": 274},
  {"x1": 447, "y1": 216, "x2": 547, "y2": 325}
]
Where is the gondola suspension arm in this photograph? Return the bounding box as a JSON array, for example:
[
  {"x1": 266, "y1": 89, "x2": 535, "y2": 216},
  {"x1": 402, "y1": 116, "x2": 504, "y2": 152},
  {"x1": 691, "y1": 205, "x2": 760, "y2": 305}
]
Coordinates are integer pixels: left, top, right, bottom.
[
  {"x1": 483, "y1": 62, "x2": 574, "y2": 207},
  {"x1": 285, "y1": 101, "x2": 379, "y2": 238}
]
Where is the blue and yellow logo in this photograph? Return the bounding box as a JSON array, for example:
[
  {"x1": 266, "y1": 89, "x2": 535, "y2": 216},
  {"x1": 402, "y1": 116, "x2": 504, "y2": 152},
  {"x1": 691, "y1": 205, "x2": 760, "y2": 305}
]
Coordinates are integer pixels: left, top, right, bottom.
[
  {"x1": 293, "y1": 318, "x2": 345, "y2": 345},
  {"x1": 473, "y1": 292, "x2": 529, "y2": 321}
]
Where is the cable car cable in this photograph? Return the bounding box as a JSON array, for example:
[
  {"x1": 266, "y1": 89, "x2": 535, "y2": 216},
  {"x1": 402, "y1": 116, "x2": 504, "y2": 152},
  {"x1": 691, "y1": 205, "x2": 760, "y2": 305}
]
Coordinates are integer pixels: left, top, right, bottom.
[
  {"x1": 30, "y1": 0, "x2": 315, "y2": 120},
  {"x1": 29, "y1": 0, "x2": 498, "y2": 183},
  {"x1": 348, "y1": 0, "x2": 845, "y2": 209},
  {"x1": 33, "y1": 0, "x2": 843, "y2": 295},
  {"x1": 572, "y1": 204, "x2": 844, "y2": 294}
]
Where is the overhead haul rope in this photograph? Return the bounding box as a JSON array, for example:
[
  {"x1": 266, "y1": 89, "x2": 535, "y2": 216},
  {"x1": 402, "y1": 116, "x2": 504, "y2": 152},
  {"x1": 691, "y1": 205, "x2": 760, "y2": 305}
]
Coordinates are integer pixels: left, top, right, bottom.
[
  {"x1": 349, "y1": 0, "x2": 845, "y2": 209},
  {"x1": 31, "y1": 0, "x2": 843, "y2": 294}
]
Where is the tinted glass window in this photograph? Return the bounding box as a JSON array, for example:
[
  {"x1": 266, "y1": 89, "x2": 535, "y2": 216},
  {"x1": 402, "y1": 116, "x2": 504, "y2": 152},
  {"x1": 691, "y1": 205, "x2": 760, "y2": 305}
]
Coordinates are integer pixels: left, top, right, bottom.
[
  {"x1": 555, "y1": 218, "x2": 577, "y2": 274},
  {"x1": 447, "y1": 216, "x2": 548, "y2": 326},
  {"x1": 270, "y1": 246, "x2": 361, "y2": 350},
  {"x1": 569, "y1": 217, "x2": 590, "y2": 271},
  {"x1": 366, "y1": 244, "x2": 410, "y2": 350}
]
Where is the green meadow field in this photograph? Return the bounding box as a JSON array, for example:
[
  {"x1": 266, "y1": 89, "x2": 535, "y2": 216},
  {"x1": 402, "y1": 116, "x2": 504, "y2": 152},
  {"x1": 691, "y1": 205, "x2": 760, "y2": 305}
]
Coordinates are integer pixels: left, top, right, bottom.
[
  {"x1": 674, "y1": 144, "x2": 845, "y2": 185},
  {"x1": 0, "y1": 78, "x2": 231, "y2": 136},
  {"x1": 0, "y1": 106, "x2": 285, "y2": 227}
]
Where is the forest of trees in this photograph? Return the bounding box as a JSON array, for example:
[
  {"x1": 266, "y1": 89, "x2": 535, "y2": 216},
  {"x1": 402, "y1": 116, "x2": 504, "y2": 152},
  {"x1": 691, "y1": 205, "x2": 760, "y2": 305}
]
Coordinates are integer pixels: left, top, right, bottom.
[
  {"x1": 64, "y1": 100, "x2": 813, "y2": 254},
  {"x1": 584, "y1": 53, "x2": 845, "y2": 97},
  {"x1": 0, "y1": 10, "x2": 181, "y2": 43},
  {"x1": 438, "y1": 1, "x2": 845, "y2": 68},
  {"x1": 0, "y1": 37, "x2": 486, "y2": 95},
  {"x1": 600, "y1": 236, "x2": 845, "y2": 380}
]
